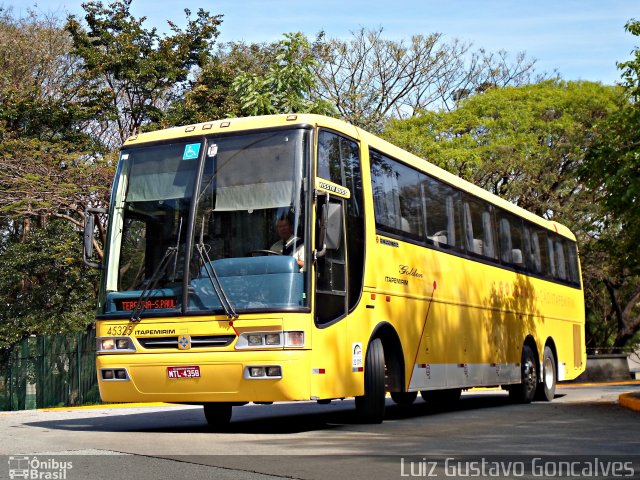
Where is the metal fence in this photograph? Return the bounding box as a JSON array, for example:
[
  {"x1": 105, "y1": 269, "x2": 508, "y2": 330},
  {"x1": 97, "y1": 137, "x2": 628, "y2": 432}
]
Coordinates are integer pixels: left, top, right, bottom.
[{"x1": 0, "y1": 330, "x2": 100, "y2": 411}]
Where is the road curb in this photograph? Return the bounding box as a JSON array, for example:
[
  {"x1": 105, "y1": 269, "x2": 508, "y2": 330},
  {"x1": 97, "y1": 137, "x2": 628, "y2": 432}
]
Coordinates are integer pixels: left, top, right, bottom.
[
  {"x1": 619, "y1": 392, "x2": 640, "y2": 412},
  {"x1": 37, "y1": 402, "x2": 181, "y2": 412}
]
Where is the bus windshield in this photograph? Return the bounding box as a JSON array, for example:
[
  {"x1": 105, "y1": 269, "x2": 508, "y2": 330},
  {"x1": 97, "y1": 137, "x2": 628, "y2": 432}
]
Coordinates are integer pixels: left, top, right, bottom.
[
  {"x1": 102, "y1": 128, "x2": 310, "y2": 317},
  {"x1": 188, "y1": 129, "x2": 308, "y2": 314}
]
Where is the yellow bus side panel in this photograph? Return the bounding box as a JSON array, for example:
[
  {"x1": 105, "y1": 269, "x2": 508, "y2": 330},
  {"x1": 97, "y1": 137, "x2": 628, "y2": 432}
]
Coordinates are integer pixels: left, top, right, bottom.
[{"x1": 363, "y1": 236, "x2": 586, "y2": 387}]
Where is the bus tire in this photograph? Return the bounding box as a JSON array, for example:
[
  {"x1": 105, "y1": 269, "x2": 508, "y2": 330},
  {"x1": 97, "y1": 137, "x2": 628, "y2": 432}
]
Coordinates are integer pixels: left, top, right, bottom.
[
  {"x1": 391, "y1": 391, "x2": 418, "y2": 405},
  {"x1": 536, "y1": 346, "x2": 557, "y2": 402},
  {"x1": 203, "y1": 402, "x2": 232, "y2": 430},
  {"x1": 355, "y1": 338, "x2": 386, "y2": 423},
  {"x1": 509, "y1": 344, "x2": 537, "y2": 404}
]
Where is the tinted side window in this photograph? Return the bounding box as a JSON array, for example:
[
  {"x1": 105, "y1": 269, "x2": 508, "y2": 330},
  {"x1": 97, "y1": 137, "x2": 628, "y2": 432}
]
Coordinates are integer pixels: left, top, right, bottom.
[
  {"x1": 528, "y1": 228, "x2": 544, "y2": 274},
  {"x1": 462, "y1": 196, "x2": 497, "y2": 259},
  {"x1": 423, "y1": 176, "x2": 463, "y2": 251},
  {"x1": 554, "y1": 239, "x2": 568, "y2": 280},
  {"x1": 370, "y1": 150, "x2": 425, "y2": 239},
  {"x1": 497, "y1": 212, "x2": 525, "y2": 267},
  {"x1": 566, "y1": 241, "x2": 580, "y2": 284}
]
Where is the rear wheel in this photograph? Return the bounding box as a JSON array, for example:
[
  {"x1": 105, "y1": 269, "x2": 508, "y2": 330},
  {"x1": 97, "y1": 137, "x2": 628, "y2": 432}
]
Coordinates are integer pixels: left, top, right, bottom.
[
  {"x1": 355, "y1": 338, "x2": 386, "y2": 423},
  {"x1": 391, "y1": 391, "x2": 418, "y2": 405},
  {"x1": 203, "y1": 402, "x2": 232, "y2": 430},
  {"x1": 536, "y1": 346, "x2": 557, "y2": 402},
  {"x1": 509, "y1": 344, "x2": 537, "y2": 403}
]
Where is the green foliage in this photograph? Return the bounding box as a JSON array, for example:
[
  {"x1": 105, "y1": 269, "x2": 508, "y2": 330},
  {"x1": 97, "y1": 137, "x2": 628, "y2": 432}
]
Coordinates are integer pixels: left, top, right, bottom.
[
  {"x1": 0, "y1": 9, "x2": 112, "y2": 350},
  {"x1": 0, "y1": 9, "x2": 112, "y2": 223},
  {"x1": 580, "y1": 19, "x2": 640, "y2": 350},
  {"x1": 0, "y1": 9, "x2": 95, "y2": 147},
  {"x1": 0, "y1": 128, "x2": 113, "y2": 223},
  {"x1": 161, "y1": 55, "x2": 238, "y2": 126},
  {"x1": 232, "y1": 33, "x2": 335, "y2": 116},
  {"x1": 618, "y1": 19, "x2": 640, "y2": 102},
  {"x1": 383, "y1": 80, "x2": 621, "y2": 221},
  {"x1": 583, "y1": 19, "x2": 640, "y2": 275},
  {"x1": 66, "y1": 0, "x2": 222, "y2": 147},
  {"x1": 0, "y1": 220, "x2": 99, "y2": 349}
]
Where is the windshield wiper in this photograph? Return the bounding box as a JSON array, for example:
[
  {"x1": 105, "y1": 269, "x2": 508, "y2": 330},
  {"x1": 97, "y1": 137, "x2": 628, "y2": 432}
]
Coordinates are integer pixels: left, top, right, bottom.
[
  {"x1": 195, "y1": 217, "x2": 238, "y2": 319},
  {"x1": 130, "y1": 218, "x2": 183, "y2": 322}
]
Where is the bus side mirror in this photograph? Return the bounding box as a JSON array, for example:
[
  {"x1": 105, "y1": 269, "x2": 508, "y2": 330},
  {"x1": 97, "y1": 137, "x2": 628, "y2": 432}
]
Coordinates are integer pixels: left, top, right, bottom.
[
  {"x1": 324, "y1": 203, "x2": 342, "y2": 250},
  {"x1": 315, "y1": 197, "x2": 342, "y2": 259},
  {"x1": 83, "y1": 208, "x2": 106, "y2": 268}
]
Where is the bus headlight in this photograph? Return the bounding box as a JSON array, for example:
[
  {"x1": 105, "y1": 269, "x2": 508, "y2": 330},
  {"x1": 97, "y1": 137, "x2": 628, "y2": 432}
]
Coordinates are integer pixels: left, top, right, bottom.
[
  {"x1": 284, "y1": 331, "x2": 304, "y2": 347},
  {"x1": 235, "y1": 331, "x2": 304, "y2": 349},
  {"x1": 97, "y1": 337, "x2": 136, "y2": 353},
  {"x1": 100, "y1": 368, "x2": 130, "y2": 381}
]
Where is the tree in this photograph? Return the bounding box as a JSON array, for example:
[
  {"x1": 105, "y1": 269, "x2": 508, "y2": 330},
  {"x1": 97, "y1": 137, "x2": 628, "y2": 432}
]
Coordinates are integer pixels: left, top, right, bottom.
[
  {"x1": 0, "y1": 8, "x2": 96, "y2": 147},
  {"x1": 232, "y1": 32, "x2": 335, "y2": 116},
  {"x1": 382, "y1": 80, "x2": 625, "y2": 349},
  {"x1": 581, "y1": 19, "x2": 640, "y2": 351},
  {"x1": 0, "y1": 9, "x2": 110, "y2": 348},
  {"x1": 312, "y1": 28, "x2": 545, "y2": 132},
  {"x1": 0, "y1": 220, "x2": 99, "y2": 350},
  {"x1": 65, "y1": 0, "x2": 222, "y2": 149},
  {"x1": 0, "y1": 7, "x2": 112, "y2": 248},
  {"x1": 384, "y1": 81, "x2": 620, "y2": 217}
]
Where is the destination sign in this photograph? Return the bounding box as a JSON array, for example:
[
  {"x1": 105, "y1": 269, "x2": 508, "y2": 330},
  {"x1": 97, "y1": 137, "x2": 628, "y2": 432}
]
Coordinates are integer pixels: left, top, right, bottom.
[{"x1": 115, "y1": 297, "x2": 177, "y2": 311}]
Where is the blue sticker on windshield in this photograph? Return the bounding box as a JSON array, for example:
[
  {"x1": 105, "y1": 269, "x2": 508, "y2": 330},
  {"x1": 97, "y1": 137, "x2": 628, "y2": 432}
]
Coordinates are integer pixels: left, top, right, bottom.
[{"x1": 183, "y1": 143, "x2": 201, "y2": 160}]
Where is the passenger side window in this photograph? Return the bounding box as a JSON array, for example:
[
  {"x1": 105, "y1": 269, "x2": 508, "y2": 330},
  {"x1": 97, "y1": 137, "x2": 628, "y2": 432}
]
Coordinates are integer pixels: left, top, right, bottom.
[
  {"x1": 554, "y1": 240, "x2": 568, "y2": 280},
  {"x1": 423, "y1": 177, "x2": 463, "y2": 251},
  {"x1": 462, "y1": 196, "x2": 496, "y2": 259},
  {"x1": 566, "y1": 242, "x2": 580, "y2": 284},
  {"x1": 528, "y1": 228, "x2": 543, "y2": 274},
  {"x1": 497, "y1": 212, "x2": 525, "y2": 267},
  {"x1": 367, "y1": 146, "x2": 582, "y2": 288},
  {"x1": 370, "y1": 150, "x2": 425, "y2": 239}
]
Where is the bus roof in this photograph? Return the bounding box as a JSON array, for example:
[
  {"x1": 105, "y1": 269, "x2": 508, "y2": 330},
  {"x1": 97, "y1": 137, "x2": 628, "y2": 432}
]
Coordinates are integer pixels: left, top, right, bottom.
[{"x1": 124, "y1": 114, "x2": 576, "y2": 241}]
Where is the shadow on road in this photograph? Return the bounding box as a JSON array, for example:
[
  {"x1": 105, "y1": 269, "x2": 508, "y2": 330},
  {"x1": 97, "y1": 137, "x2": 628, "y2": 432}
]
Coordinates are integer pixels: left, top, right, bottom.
[{"x1": 24, "y1": 393, "x2": 518, "y2": 435}]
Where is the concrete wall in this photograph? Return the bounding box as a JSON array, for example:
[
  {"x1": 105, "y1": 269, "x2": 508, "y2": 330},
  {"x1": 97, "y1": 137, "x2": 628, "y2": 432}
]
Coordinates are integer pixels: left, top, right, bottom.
[
  {"x1": 628, "y1": 350, "x2": 640, "y2": 380},
  {"x1": 573, "y1": 354, "x2": 632, "y2": 382}
]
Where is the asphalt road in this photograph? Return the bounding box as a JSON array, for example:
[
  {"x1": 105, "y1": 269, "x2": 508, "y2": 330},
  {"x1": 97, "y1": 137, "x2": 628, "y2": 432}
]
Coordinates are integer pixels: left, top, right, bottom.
[{"x1": 1, "y1": 383, "x2": 639, "y2": 480}]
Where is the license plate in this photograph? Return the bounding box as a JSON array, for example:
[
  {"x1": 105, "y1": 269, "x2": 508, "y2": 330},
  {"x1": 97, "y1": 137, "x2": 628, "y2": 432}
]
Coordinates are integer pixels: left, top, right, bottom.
[{"x1": 167, "y1": 366, "x2": 201, "y2": 379}]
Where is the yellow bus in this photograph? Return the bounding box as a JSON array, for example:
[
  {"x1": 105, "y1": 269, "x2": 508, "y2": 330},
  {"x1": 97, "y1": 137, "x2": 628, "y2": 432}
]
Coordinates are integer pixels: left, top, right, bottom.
[{"x1": 84, "y1": 114, "x2": 585, "y2": 426}]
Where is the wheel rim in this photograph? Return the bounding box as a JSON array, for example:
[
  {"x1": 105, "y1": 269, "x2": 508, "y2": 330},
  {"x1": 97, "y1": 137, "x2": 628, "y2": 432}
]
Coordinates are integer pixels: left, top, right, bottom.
[
  {"x1": 524, "y1": 357, "x2": 536, "y2": 392},
  {"x1": 544, "y1": 356, "x2": 555, "y2": 389}
]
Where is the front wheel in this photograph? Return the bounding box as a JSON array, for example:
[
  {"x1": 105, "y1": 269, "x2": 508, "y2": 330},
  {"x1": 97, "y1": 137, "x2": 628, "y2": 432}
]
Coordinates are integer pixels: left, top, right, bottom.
[
  {"x1": 509, "y1": 344, "x2": 537, "y2": 404},
  {"x1": 203, "y1": 402, "x2": 233, "y2": 430},
  {"x1": 355, "y1": 338, "x2": 386, "y2": 423}
]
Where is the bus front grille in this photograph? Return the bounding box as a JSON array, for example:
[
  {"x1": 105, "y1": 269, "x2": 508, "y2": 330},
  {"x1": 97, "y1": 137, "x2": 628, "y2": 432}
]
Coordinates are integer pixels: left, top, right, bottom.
[{"x1": 137, "y1": 335, "x2": 236, "y2": 349}]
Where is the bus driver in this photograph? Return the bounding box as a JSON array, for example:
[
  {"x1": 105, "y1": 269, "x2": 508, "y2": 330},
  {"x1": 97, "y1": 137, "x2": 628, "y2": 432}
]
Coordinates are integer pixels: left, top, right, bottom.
[{"x1": 270, "y1": 216, "x2": 304, "y2": 269}]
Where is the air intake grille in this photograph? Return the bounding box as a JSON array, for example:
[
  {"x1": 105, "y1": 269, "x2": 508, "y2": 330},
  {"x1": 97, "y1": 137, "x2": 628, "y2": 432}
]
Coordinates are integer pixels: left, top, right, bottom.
[{"x1": 138, "y1": 335, "x2": 235, "y2": 349}]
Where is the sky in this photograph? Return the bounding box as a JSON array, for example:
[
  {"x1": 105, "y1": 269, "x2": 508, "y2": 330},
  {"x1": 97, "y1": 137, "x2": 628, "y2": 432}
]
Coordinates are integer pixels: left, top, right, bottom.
[{"x1": 4, "y1": 0, "x2": 638, "y2": 85}]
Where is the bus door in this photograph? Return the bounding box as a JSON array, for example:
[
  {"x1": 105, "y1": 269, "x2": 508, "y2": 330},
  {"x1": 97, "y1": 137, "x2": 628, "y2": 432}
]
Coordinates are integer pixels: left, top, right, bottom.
[{"x1": 310, "y1": 129, "x2": 365, "y2": 399}]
